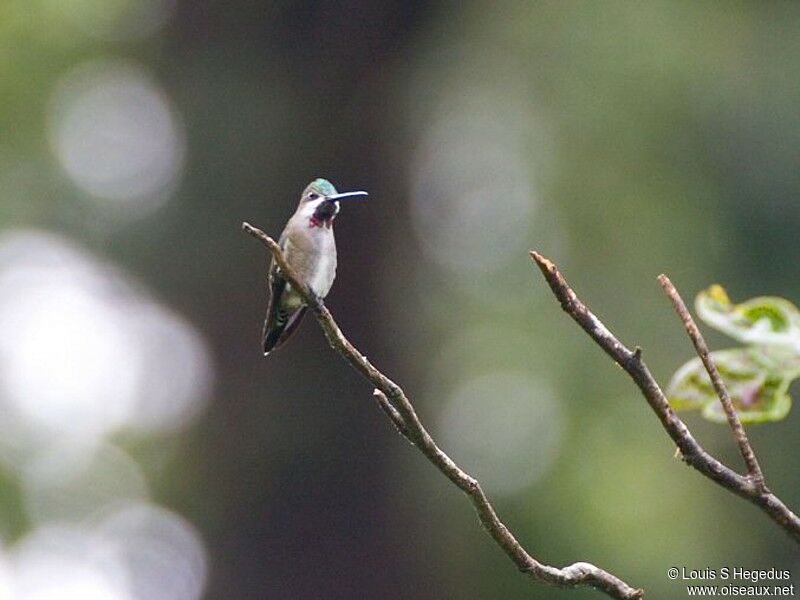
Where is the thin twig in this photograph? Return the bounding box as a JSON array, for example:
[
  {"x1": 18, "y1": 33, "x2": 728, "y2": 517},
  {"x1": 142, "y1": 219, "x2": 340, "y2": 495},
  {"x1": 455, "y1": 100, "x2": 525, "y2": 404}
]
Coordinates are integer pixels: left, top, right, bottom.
[
  {"x1": 657, "y1": 275, "x2": 767, "y2": 493},
  {"x1": 373, "y1": 389, "x2": 411, "y2": 439},
  {"x1": 530, "y1": 251, "x2": 800, "y2": 544},
  {"x1": 243, "y1": 222, "x2": 643, "y2": 600}
]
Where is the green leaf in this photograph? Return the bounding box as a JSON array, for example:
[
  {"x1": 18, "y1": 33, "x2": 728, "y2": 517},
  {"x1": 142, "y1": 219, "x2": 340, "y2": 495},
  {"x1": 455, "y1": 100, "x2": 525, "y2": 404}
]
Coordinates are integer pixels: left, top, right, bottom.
[
  {"x1": 696, "y1": 285, "x2": 800, "y2": 352},
  {"x1": 666, "y1": 347, "x2": 800, "y2": 424}
]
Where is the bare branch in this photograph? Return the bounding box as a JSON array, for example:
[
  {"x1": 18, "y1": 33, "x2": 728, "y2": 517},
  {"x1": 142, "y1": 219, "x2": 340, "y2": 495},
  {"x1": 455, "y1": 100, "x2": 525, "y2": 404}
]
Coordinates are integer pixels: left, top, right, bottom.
[
  {"x1": 530, "y1": 251, "x2": 800, "y2": 544},
  {"x1": 243, "y1": 222, "x2": 643, "y2": 600},
  {"x1": 373, "y1": 389, "x2": 411, "y2": 439},
  {"x1": 657, "y1": 275, "x2": 766, "y2": 493}
]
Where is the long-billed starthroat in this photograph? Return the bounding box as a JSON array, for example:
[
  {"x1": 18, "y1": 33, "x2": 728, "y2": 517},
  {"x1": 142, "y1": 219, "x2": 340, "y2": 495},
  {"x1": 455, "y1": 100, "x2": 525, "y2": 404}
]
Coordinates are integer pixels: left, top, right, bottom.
[{"x1": 261, "y1": 178, "x2": 368, "y2": 355}]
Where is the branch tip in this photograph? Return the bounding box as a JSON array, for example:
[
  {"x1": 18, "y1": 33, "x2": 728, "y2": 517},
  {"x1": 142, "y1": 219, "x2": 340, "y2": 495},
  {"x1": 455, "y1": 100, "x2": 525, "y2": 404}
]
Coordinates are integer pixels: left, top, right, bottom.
[
  {"x1": 659, "y1": 276, "x2": 767, "y2": 494},
  {"x1": 529, "y1": 250, "x2": 554, "y2": 272}
]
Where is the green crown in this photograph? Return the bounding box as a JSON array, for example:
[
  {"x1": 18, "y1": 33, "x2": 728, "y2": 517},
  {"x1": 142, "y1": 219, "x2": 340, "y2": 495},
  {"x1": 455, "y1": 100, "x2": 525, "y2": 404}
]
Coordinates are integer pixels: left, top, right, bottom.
[{"x1": 307, "y1": 178, "x2": 337, "y2": 197}]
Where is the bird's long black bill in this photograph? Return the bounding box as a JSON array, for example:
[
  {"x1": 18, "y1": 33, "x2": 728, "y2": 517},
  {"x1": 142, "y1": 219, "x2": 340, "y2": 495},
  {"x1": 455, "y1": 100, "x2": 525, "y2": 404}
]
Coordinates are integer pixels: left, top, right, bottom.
[{"x1": 327, "y1": 191, "x2": 368, "y2": 202}]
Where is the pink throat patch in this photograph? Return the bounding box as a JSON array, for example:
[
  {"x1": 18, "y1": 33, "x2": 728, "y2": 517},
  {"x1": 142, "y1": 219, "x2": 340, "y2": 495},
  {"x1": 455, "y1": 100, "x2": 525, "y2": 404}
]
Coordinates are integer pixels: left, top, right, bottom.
[{"x1": 309, "y1": 216, "x2": 334, "y2": 229}]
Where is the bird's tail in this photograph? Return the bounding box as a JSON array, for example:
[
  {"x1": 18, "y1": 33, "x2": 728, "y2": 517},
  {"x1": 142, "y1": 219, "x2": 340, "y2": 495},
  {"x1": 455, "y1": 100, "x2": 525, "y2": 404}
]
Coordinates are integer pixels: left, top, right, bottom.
[{"x1": 262, "y1": 306, "x2": 308, "y2": 355}]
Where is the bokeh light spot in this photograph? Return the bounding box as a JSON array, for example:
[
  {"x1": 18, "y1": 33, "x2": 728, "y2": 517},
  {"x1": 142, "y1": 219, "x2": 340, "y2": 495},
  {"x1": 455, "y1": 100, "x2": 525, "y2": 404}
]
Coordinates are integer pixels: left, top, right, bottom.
[
  {"x1": 97, "y1": 503, "x2": 208, "y2": 600},
  {"x1": 0, "y1": 230, "x2": 212, "y2": 442},
  {"x1": 410, "y1": 86, "x2": 538, "y2": 276},
  {"x1": 23, "y1": 442, "x2": 148, "y2": 524},
  {"x1": 439, "y1": 372, "x2": 563, "y2": 495},
  {"x1": 49, "y1": 60, "x2": 185, "y2": 216},
  {"x1": 12, "y1": 525, "x2": 131, "y2": 600},
  {"x1": 2, "y1": 286, "x2": 137, "y2": 437},
  {"x1": 122, "y1": 307, "x2": 213, "y2": 433}
]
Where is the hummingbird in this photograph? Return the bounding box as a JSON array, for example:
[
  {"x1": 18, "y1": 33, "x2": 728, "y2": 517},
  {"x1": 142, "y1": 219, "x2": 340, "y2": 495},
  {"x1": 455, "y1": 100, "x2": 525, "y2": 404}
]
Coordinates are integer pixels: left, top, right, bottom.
[{"x1": 262, "y1": 178, "x2": 368, "y2": 355}]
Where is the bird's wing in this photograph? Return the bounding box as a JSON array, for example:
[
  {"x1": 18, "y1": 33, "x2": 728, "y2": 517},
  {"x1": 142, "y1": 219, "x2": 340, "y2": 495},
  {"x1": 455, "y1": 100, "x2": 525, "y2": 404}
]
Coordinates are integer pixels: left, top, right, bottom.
[
  {"x1": 274, "y1": 305, "x2": 308, "y2": 348},
  {"x1": 261, "y1": 231, "x2": 309, "y2": 354},
  {"x1": 261, "y1": 232, "x2": 288, "y2": 347}
]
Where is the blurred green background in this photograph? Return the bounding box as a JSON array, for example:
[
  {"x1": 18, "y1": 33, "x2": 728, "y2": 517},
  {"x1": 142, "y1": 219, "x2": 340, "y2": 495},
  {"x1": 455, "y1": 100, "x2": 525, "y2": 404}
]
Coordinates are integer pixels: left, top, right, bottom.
[{"x1": 0, "y1": 1, "x2": 798, "y2": 598}]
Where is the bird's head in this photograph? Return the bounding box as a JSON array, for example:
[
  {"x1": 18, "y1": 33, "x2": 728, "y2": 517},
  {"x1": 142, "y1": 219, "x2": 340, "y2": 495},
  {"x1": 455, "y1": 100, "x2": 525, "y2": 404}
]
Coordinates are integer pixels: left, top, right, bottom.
[{"x1": 298, "y1": 178, "x2": 368, "y2": 229}]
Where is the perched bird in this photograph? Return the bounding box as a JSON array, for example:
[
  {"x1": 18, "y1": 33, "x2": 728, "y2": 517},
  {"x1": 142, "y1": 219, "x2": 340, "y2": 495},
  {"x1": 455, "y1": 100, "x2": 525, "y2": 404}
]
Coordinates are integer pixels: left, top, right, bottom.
[{"x1": 262, "y1": 178, "x2": 368, "y2": 355}]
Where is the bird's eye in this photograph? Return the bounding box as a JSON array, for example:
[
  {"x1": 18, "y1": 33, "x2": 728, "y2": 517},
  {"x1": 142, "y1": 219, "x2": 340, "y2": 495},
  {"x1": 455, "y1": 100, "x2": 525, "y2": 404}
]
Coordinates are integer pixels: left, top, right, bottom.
[{"x1": 308, "y1": 193, "x2": 319, "y2": 201}]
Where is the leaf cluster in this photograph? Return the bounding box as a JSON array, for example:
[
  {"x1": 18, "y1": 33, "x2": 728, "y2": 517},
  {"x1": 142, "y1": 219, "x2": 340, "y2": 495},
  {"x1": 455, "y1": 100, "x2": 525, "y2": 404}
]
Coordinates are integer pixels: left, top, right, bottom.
[{"x1": 667, "y1": 286, "x2": 800, "y2": 423}]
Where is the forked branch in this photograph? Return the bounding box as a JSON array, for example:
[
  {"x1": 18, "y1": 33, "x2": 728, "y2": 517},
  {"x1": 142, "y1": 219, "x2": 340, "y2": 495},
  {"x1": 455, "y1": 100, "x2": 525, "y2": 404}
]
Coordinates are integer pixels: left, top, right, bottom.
[
  {"x1": 530, "y1": 251, "x2": 800, "y2": 544},
  {"x1": 658, "y1": 275, "x2": 766, "y2": 493},
  {"x1": 243, "y1": 222, "x2": 642, "y2": 600}
]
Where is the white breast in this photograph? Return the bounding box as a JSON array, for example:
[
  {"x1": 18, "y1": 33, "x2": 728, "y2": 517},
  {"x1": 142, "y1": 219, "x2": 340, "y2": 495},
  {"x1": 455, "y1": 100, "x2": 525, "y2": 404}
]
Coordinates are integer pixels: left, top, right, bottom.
[
  {"x1": 310, "y1": 250, "x2": 335, "y2": 297},
  {"x1": 285, "y1": 202, "x2": 338, "y2": 298}
]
